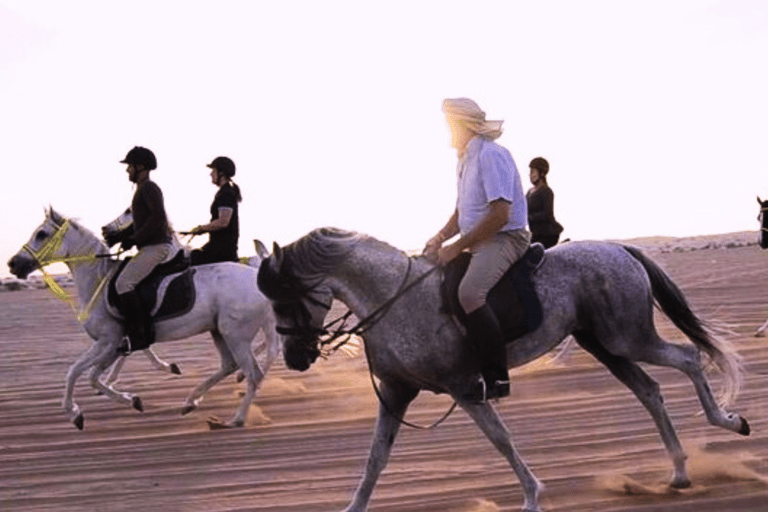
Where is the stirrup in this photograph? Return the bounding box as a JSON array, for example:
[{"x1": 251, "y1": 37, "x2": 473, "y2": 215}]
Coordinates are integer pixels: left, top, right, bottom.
[
  {"x1": 486, "y1": 379, "x2": 510, "y2": 400},
  {"x1": 117, "y1": 336, "x2": 133, "y2": 355}
]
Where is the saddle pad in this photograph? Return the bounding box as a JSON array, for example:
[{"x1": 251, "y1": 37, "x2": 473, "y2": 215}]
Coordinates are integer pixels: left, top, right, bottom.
[
  {"x1": 440, "y1": 243, "x2": 545, "y2": 343},
  {"x1": 108, "y1": 251, "x2": 196, "y2": 322}
]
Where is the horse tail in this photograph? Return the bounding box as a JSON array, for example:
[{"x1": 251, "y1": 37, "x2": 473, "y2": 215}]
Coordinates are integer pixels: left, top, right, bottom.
[{"x1": 622, "y1": 245, "x2": 743, "y2": 406}]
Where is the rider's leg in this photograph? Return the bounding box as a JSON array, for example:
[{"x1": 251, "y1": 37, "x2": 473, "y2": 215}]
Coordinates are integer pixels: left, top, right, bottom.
[
  {"x1": 459, "y1": 229, "x2": 530, "y2": 402},
  {"x1": 115, "y1": 243, "x2": 171, "y2": 354}
]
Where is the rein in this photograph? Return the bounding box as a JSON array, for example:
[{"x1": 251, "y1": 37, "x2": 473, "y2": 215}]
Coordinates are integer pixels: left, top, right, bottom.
[
  {"x1": 23, "y1": 219, "x2": 119, "y2": 322},
  {"x1": 314, "y1": 257, "x2": 457, "y2": 430}
]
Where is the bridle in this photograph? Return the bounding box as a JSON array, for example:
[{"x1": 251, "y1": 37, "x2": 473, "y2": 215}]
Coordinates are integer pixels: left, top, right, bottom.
[
  {"x1": 22, "y1": 217, "x2": 117, "y2": 322},
  {"x1": 276, "y1": 256, "x2": 457, "y2": 429}
]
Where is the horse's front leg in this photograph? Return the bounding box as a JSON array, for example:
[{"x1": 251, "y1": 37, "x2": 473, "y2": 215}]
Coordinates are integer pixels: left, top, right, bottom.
[
  {"x1": 459, "y1": 401, "x2": 544, "y2": 512},
  {"x1": 755, "y1": 315, "x2": 768, "y2": 337},
  {"x1": 64, "y1": 340, "x2": 121, "y2": 430},
  {"x1": 101, "y1": 354, "x2": 128, "y2": 388},
  {"x1": 342, "y1": 380, "x2": 419, "y2": 512},
  {"x1": 90, "y1": 359, "x2": 143, "y2": 413},
  {"x1": 142, "y1": 347, "x2": 182, "y2": 376}
]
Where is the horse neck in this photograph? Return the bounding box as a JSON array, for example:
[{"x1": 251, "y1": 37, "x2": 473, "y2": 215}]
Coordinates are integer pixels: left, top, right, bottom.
[
  {"x1": 330, "y1": 244, "x2": 414, "y2": 318},
  {"x1": 63, "y1": 227, "x2": 114, "y2": 308}
]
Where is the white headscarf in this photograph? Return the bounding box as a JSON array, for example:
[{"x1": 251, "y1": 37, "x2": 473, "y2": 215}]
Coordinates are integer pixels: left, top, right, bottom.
[{"x1": 442, "y1": 97, "x2": 504, "y2": 140}]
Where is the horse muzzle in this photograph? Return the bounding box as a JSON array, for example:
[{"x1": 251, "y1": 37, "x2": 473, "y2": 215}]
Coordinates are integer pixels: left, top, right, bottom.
[
  {"x1": 7, "y1": 254, "x2": 36, "y2": 280},
  {"x1": 283, "y1": 337, "x2": 321, "y2": 372}
]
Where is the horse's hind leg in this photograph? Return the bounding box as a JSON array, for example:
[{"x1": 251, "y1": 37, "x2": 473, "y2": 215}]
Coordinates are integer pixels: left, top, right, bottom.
[
  {"x1": 460, "y1": 402, "x2": 544, "y2": 512},
  {"x1": 636, "y1": 338, "x2": 748, "y2": 435},
  {"x1": 181, "y1": 330, "x2": 238, "y2": 415},
  {"x1": 574, "y1": 331, "x2": 690, "y2": 488},
  {"x1": 343, "y1": 381, "x2": 418, "y2": 512}
]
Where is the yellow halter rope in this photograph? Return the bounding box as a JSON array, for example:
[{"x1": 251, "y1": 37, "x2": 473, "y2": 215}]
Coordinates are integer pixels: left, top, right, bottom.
[{"x1": 22, "y1": 219, "x2": 110, "y2": 323}]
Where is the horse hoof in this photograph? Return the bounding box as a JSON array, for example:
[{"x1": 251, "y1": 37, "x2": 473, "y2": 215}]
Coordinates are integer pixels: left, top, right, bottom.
[
  {"x1": 670, "y1": 478, "x2": 691, "y2": 489},
  {"x1": 132, "y1": 396, "x2": 144, "y2": 412},
  {"x1": 74, "y1": 414, "x2": 84, "y2": 431},
  {"x1": 739, "y1": 417, "x2": 751, "y2": 436},
  {"x1": 181, "y1": 404, "x2": 196, "y2": 416},
  {"x1": 206, "y1": 416, "x2": 232, "y2": 430},
  {"x1": 170, "y1": 363, "x2": 182, "y2": 375}
]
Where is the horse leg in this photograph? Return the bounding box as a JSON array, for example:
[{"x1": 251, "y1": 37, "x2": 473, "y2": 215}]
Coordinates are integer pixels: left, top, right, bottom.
[
  {"x1": 181, "y1": 331, "x2": 237, "y2": 415},
  {"x1": 574, "y1": 331, "x2": 690, "y2": 488},
  {"x1": 142, "y1": 347, "x2": 182, "y2": 376},
  {"x1": 459, "y1": 402, "x2": 544, "y2": 512},
  {"x1": 101, "y1": 354, "x2": 128, "y2": 389},
  {"x1": 89, "y1": 355, "x2": 143, "y2": 412},
  {"x1": 64, "y1": 340, "x2": 121, "y2": 430},
  {"x1": 342, "y1": 381, "x2": 419, "y2": 512},
  {"x1": 635, "y1": 338, "x2": 749, "y2": 435},
  {"x1": 755, "y1": 315, "x2": 768, "y2": 337},
  {"x1": 221, "y1": 329, "x2": 265, "y2": 428}
]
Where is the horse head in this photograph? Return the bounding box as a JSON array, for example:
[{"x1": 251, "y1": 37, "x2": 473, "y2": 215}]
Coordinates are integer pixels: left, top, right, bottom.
[
  {"x1": 758, "y1": 196, "x2": 768, "y2": 249},
  {"x1": 258, "y1": 242, "x2": 328, "y2": 371},
  {"x1": 8, "y1": 207, "x2": 71, "y2": 279},
  {"x1": 101, "y1": 208, "x2": 134, "y2": 248}
]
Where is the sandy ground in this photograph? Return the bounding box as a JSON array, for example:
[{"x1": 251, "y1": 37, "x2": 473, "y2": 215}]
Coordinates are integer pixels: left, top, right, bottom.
[{"x1": 3, "y1": 237, "x2": 768, "y2": 512}]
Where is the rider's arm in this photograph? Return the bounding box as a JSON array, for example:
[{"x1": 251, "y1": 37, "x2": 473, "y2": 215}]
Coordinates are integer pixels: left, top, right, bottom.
[
  {"x1": 437, "y1": 199, "x2": 510, "y2": 266},
  {"x1": 192, "y1": 207, "x2": 232, "y2": 234}
]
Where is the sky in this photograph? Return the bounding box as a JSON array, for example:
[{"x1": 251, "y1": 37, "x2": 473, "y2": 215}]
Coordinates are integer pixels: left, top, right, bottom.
[{"x1": 2, "y1": 0, "x2": 768, "y2": 278}]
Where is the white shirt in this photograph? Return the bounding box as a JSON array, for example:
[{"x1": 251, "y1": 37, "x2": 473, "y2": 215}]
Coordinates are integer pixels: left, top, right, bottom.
[{"x1": 456, "y1": 136, "x2": 528, "y2": 235}]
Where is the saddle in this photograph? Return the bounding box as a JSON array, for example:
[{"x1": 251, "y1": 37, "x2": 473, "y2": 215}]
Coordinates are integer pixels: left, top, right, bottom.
[
  {"x1": 440, "y1": 243, "x2": 545, "y2": 343},
  {"x1": 108, "y1": 250, "x2": 197, "y2": 322}
]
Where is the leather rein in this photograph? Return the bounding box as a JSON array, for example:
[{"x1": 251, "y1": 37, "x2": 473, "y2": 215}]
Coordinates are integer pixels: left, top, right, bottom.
[{"x1": 284, "y1": 256, "x2": 457, "y2": 430}]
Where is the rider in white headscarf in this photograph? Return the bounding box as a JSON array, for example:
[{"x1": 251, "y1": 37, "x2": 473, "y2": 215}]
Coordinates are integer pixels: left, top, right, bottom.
[{"x1": 424, "y1": 97, "x2": 531, "y2": 402}]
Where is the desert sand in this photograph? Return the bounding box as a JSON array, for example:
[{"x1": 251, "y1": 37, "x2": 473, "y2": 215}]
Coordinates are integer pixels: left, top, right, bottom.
[{"x1": 2, "y1": 235, "x2": 768, "y2": 512}]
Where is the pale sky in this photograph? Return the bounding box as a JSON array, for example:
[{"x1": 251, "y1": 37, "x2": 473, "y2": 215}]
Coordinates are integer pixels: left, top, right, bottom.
[{"x1": 2, "y1": 1, "x2": 768, "y2": 278}]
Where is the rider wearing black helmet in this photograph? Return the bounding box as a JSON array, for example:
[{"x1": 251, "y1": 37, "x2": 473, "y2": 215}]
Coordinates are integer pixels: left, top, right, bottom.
[
  {"x1": 189, "y1": 156, "x2": 242, "y2": 265},
  {"x1": 115, "y1": 146, "x2": 174, "y2": 353}
]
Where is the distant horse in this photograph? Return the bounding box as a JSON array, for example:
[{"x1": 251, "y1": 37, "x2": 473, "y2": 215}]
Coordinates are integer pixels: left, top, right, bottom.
[
  {"x1": 257, "y1": 227, "x2": 748, "y2": 512},
  {"x1": 8, "y1": 208, "x2": 278, "y2": 430},
  {"x1": 98, "y1": 209, "x2": 277, "y2": 387},
  {"x1": 754, "y1": 196, "x2": 768, "y2": 336}
]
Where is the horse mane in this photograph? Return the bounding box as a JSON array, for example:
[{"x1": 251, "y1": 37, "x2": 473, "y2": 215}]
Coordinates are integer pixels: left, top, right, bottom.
[
  {"x1": 283, "y1": 227, "x2": 362, "y2": 281},
  {"x1": 47, "y1": 207, "x2": 109, "y2": 253}
]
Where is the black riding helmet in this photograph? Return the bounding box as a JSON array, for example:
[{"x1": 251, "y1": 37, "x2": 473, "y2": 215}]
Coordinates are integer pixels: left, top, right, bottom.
[
  {"x1": 120, "y1": 146, "x2": 157, "y2": 170},
  {"x1": 207, "y1": 156, "x2": 236, "y2": 178}
]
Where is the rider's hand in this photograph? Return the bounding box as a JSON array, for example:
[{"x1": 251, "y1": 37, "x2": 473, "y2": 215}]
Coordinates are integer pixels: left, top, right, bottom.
[
  {"x1": 436, "y1": 243, "x2": 461, "y2": 267},
  {"x1": 423, "y1": 237, "x2": 442, "y2": 264}
]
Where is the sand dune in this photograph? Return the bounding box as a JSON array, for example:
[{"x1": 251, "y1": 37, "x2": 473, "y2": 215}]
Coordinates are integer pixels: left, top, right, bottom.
[{"x1": 2, "y1": 236, "x2": 768, "y2": 511}]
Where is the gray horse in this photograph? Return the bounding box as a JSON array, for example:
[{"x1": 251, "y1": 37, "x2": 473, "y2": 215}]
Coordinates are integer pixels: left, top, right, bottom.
[{"x1": 257, "y1": 227, "x2": 749, "y2": 512}]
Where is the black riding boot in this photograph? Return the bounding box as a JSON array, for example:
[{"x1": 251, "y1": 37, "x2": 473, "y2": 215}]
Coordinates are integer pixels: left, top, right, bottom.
[
  {"x1": 464, "y1": 304, "x2": 510, "y2": 402},
  {"x1": 118, "y1": 290, "x2": 154, "y2": 354}
]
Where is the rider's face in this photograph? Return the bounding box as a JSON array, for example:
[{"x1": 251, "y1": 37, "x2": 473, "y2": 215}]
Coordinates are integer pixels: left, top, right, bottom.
[
  {"x1": 529, "y1": 167, "x2": 541, "y2": 186},
  {"x1": 210, "y1": 168, "x2": 220, "y2": 185},
  {"x1": 126, "y1": 163, "x2": 145, "y2": 183}
]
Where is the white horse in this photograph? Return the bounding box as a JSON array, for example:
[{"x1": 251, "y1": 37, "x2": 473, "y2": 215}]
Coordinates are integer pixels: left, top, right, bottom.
[
  {"x1": 8, "y1": 208, "x2": 279, "y2": 430},
  {"x1": 98, "y1": 209, "x2": 277, "y2": 388}
]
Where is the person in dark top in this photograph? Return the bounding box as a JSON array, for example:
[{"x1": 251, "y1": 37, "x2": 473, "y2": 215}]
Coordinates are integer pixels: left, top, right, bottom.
[
  {"x1": 115, "y1": 146, "x2": 175, "y2": 353},
  {"x1": 189, "y1": 156, "x2": 241, "y2": 265},
  {"x1": 526, "y1": 157, "x2": 563, "y2": 249}
]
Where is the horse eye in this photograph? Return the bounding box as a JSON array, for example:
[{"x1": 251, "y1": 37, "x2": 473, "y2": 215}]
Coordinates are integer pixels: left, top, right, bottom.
[{"x1": 35, "y1": 230, "x2": 49, "y2": 242}]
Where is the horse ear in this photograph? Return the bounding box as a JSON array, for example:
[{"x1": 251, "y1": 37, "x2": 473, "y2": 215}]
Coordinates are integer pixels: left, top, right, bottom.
[
  {"x1": 253, "y1": 239, "x2": 269, "y2": 259},
  {"x1": 271, "y1": 242, "x2": 284, "y2": 273},
  {"x1": 759, "y1": 196, "x2": 763, "y2": 205},
  {"x1": 49, "y1": 207, "x2": 64, "y2": 226}
]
